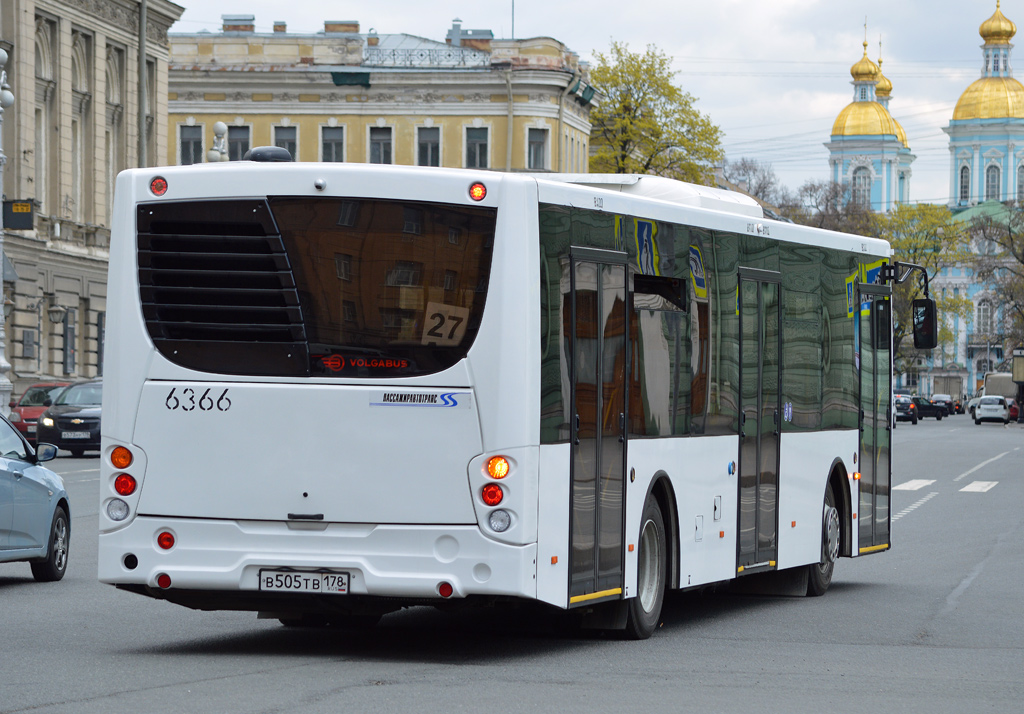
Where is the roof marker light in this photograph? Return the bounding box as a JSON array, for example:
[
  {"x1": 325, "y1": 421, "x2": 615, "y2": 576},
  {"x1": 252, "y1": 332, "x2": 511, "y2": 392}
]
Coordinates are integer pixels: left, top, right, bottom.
[
  {"x1": 150, "y1": 176, "x2": 168, "y2": 196},
  {"x1": 469, "y1": 182, "x2": 487, "y2": 201}
]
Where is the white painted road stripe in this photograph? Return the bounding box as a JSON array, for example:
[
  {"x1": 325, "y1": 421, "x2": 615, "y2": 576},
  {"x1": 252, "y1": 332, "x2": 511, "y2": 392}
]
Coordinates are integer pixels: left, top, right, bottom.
[
  {"x1": 953, "y1": 448, "x2": 1019, "y2": 482},
  {"x1": 960, "y1": 481, "x2": 998, "y2": 493},
  {"x1": 894, "y1": 479, "x2": 937, "y2": 491},
  {"x1": 892, "y1": 492, "x2": 939, "y2": 521}
]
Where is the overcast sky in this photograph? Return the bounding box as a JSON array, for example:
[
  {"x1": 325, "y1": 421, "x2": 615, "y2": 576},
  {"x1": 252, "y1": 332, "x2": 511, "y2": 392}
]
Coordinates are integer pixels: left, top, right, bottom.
[{"x1": 172, "y1": 0, "x2": 1010, "y2": 206}]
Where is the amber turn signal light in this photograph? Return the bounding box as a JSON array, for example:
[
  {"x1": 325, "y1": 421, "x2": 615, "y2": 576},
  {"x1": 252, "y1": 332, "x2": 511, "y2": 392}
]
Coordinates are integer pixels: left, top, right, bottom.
[{"x1": 487, "y1": 456, "x2": 510, "y2": 479}]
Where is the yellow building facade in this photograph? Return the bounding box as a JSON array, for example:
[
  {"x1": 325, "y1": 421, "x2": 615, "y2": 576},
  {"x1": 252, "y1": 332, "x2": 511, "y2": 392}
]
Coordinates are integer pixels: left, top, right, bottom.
[{"x1": 167, "y1": 17, "x2": 596, "y2": 173}]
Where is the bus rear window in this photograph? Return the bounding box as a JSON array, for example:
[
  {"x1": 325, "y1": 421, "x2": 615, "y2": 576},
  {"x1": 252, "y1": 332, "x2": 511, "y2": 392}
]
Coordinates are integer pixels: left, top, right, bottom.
[{"x1": 137, "y1": 197, "x2": 496, "y2": 377}]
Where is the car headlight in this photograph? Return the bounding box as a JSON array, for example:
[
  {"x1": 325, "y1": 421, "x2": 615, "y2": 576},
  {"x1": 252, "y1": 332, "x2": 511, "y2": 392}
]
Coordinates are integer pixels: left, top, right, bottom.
[
  {"x1": 41, "y1": 416, "x2": 55, "y2": 427},
  {"x1": 8, "y1": 412, "x2": 21, "y2": 422}
]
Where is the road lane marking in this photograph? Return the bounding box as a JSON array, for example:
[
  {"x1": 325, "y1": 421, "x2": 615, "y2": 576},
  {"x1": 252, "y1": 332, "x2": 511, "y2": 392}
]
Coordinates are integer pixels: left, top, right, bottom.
[
  {"x1": 56, "y1": 468, "x2": 101, "y2": 476},
  {"x1": 953, "y1": 448, "x2": 1018, "y2": 482},
  {"x1": 960, "y1": 481, "x2": 998, "y2": 493},
  {"x1": 893, "y1": 479, "x2": 937, "y2": 491},
  {"x1": 892, "y1": 491, "x2": 939, "y2": 521}
]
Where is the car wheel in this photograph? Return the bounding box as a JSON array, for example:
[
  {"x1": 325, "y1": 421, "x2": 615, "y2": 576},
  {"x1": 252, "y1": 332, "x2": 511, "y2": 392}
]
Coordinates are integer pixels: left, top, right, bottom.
[
  {"x1": 807, "y1": 482, "x2": 839, "y2": 597},
  {"x1": 30, "y1": 506, "x2": 69, "y2": 582},
  {"x1": 936, "y1": 413, "x2": 942, "y2": 421},
  {"x1": 70, "y1": 449, "x2": 84, "y2": 458},
  {"x1": 912, "y1": 416, "x2": 918, "y2": 425},
  {"x1": 975, "y1": 418, "x2": 981, "y2": 425},
  {"x1": 623, "y1": 495, "x2": 667, "y2": 640}
]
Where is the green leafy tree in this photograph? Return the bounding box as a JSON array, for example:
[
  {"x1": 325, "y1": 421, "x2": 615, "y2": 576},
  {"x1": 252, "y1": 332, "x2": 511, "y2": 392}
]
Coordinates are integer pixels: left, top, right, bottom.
[
  {"x1": 969, "y1": 204, "x2": 1024, "y2": 351},
  {"x1": 588, "y1": 41, "x2": 723, "y2": 184},
  {"x1": 871, "y1": 203, "x2": 972, "y2": 372}
]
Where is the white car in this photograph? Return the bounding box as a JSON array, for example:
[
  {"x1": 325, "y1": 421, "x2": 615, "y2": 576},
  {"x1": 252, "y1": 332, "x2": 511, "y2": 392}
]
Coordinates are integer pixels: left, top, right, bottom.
[{"x1": 974, "y1": 395, "x2": 1010, "y2": 425}]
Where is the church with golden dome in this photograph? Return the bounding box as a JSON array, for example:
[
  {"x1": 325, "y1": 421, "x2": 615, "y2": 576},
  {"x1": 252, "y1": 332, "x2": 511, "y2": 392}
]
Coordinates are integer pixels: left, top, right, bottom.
[
  {"x1": 825, "y1": 38, "x2": 914, "y2": 211},
  {"x1": 944, "y1": 1, "x2": 1024, "y2": 206}
]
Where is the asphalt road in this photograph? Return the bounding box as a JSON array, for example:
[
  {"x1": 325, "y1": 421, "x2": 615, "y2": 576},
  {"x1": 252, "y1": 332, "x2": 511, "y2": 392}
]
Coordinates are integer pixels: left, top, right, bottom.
[{"x1": 1, "y1": 421, "x2": 1021, "y2": 714}]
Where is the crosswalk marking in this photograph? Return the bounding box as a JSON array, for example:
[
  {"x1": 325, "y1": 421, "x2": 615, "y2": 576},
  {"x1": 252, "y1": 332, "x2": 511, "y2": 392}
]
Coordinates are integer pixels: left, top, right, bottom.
[
  {"x1": 892, "y1": 492, "x2": 939, "y2": 521},
  {"x1": 893, "y1": 479, "x2": 937, "y2": 491},
  {"x1": 960, "y1": 481, "x2": 998, "y2": 493}
]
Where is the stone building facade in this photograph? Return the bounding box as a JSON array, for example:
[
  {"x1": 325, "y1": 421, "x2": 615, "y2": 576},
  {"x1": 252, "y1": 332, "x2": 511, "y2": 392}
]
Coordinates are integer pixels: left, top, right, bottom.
[
  {"x1": 0, "y1": 0, "x2": 183, "y2": 398},
  {"x1": 166, "y1": 17, "x2": 596, "y2": 173}
]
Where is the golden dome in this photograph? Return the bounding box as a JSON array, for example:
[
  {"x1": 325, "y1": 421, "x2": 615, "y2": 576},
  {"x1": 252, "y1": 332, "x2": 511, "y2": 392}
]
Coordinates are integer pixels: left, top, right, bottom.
[
  {"x1": 980, "y1": 1, "x2": 1016, "y2": 45},
  {"x1": 952, "y1": 76, "x2": 1024, "y2": 119},
  {"x1": 850, "y1": 41, "x2": 879, "y2": 82},
  {"x1": 832, "y1": 101, "x2": 907, "y2": 147},
  {"x1": 875, "y1": 62, "x2": 893, "y2": 98}
]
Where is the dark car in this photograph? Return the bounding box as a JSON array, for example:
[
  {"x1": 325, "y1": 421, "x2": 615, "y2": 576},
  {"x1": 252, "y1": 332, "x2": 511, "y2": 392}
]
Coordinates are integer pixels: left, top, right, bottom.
[
  {"x1": 35, "y1": 379, "x2": 102, "y2": 457},
  {"x1": 931, "y1": 393, "x2": 954, "y2": 415},
  {"x1": 912, "y1": 396, "x2": 945, "y2": 420},
  {"x1": 895, "y1": 395, "x2": 918, "y2": 424},
  {"x1": 7, "y1": 382, "x2": 71, "y2": 445}
]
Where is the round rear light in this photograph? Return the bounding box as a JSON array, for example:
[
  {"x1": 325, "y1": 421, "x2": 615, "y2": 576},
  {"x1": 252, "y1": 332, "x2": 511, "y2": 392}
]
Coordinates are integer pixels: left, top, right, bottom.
[
  {"x1": 111, "y1": 446, "x2": 133, "y2": 469},
  {"x1": 469, "y1": 182, "x2": 487, "y2": 201},
  {"x1": 106, "y1": 498, "x2": 130, "y2": 522},
  {"x1": 156, "y1": 573, "x2": 172, "y2": 589},
  {"x1": 481, "y1": 483, "x2": 504, "y2": 506},
  {"x1": 488, "y1": 509, "x2": 512, "y2": 532},
  {"x1": 438, "y1": 581, "x2": 454, "y2": 598},
  {"x1": 150, "y1": 176, "x2": 168, "y2": 196},
  {"x1": 486, "y1": 456, "x2": 510, "y2": 479},
  {"x1": 157, "y1": 531, "x2": 175, "y2": 550},
  {"x1": 114, "y1": 473, "x2": 137, "y2": 496}
]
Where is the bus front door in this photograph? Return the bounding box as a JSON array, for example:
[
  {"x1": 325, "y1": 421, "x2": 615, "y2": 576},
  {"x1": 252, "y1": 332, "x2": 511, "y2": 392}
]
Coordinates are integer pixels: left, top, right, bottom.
[
  {"x1": 858, "y1": 287, "x2": 892, "y2": 553},
  {"x1": 567, "y1": 248, "x2": 628, "y2": 605},
  {"x1": 737, "y1": 272, "x2": 781, "y2": 573}
]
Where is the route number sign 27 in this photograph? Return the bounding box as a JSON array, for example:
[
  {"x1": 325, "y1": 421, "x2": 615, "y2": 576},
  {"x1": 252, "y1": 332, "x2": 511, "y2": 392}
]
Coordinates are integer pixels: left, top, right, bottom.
[{"x1": 421, "y1": 302, "x2": 470, "y2": 346}]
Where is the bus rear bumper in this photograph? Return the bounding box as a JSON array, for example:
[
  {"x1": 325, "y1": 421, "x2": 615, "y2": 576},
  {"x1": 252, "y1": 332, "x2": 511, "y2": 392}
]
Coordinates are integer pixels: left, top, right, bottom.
[{"x1": 98, "y1": 517, "x2": 539, "y2": 604}]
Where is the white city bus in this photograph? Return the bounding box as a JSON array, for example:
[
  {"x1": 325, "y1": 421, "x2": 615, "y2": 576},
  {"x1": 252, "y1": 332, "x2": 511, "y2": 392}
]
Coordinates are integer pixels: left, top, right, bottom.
[{"x1": 98, "y1": 154, "x2": 934, "y2": 638}]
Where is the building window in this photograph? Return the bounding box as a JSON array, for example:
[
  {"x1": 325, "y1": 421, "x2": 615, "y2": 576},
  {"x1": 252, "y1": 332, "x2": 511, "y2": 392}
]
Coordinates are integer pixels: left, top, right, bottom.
[
  {"x1": 466, "y1": 127, "x2": 488, "y2": 169},
  {"x1": 274, "y1": 126, "x2": 297, "y2": 160},
  {"x1": 1017, "y1": 166, "x2": 1024, "y2": 202},
  {"x1": 986, "y1": 165, "x2": 1000, "y2": 201},
  {"x1": 418, "y1": 127, "x2": 440, "y2": 166},
  {"x1": 898, "y1": 172, "x2": 906, "y2": 203},
  {"x1": 528, "y1": 128, "x2": 548, "y2": 170},
  {"x1": 960, "y1": 165, "x2": 971, "y2": 203},
  {"x1": 402, "y1": 207, "x2": 423, "y2": 235},
  {"x1": 335, "y1": 254, "x2": 352, "y2": 281},
  {"x1": 228, "y1": 126, "x2": 250, "y2": 161},
  {"x1": 370, "y1": 127, "x2": 392, "y2": 164},
  {"x1": 322, "y1": 126, "x2": 344, "y2": 162},
  {"x1": 859, "y1": 87, "x2": 867, "y2": 101},
  {"x1": 443, "y1": 270, "x2": 458, "y2": 292},
  {"x1": 386, "y1": 261, "x2": 423, "y2": 287},
  {"x1": 977, "y1": 301, "x2": 992, "y2": 335},
  {"x1": 852, "y1": 167, "x2": 871, "y2": 207},
  {"x1": 180, "y1": 125, "x2": 204, "y2": 165}
]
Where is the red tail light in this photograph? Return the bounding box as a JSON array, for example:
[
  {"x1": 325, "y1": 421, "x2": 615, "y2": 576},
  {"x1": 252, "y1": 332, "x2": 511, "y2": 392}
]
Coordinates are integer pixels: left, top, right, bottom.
[
  {"x1": 481, "y1": 484, "x2": 504, "y2": 506},
  {"x1": 157, "y1": 531, "x2": 175, "y2": 550},
  {"x1": 438, "y1": 581, "x2": 454, "y2": 598},
  {"x1": 156, "y1": 573, "x2": 172, "y2": 589},
  {"x1": 114, "y1": 474, "x2": 137, "y2": 496}
]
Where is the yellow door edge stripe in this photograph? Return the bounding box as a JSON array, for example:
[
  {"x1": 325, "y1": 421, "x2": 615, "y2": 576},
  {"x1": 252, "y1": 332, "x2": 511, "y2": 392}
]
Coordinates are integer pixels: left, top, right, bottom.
[
  {"x1": 859, "y1": 544, "x2": 890, "y2": 554},
  {"x1": 569, "y1": 587, "x2": 623, "y2": 604}
]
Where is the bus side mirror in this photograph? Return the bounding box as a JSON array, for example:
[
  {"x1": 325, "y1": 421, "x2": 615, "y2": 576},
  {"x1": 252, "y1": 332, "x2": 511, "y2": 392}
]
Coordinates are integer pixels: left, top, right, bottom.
[{"x1": 912, "y1": 298, "x2": 938, "y2": 350}]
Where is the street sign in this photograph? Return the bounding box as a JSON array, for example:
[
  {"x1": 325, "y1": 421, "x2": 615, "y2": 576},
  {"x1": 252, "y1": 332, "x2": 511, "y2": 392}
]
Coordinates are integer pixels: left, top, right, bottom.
[{"x1": 2, "y1": 200, "x2": 33, "y2": 230}]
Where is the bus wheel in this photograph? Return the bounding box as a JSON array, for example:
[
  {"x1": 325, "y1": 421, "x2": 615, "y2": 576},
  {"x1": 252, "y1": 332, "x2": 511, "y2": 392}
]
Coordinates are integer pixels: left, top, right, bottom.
[
  {"x1": 624, "y1": 496, "x2": 666, "y2": 639},
  {"x1": 807, "y1": 483, "x2": 839, "y2": 596}
]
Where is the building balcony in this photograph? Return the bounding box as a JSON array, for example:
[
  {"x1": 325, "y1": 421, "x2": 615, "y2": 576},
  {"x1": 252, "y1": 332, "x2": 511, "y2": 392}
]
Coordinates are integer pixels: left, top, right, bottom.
[{"x1": 967, "y1": 332, "x2": 1004, "y2": 349}]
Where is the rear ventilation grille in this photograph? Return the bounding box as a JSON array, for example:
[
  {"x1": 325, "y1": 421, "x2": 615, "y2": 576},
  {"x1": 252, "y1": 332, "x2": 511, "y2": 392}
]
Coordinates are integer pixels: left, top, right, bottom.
[{"x1": 136, "y1": 200, "x2": 309, "y2": 375}]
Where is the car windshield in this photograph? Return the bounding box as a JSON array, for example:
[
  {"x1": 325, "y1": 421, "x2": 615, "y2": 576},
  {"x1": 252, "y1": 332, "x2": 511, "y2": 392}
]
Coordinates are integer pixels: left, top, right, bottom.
[
  {"x1": 18, "y1": 385, "x2": 67, "y2": 406},
  {"x1": 896, "y1": 397, "x2": 911, "y2": 404},
  {"x1": 54, "y1": 383, "x2": 102, "y2": 406},
  {"x1": 980, "y1": 396, "x2": 1004, "y2": 405},
  {"x1": 933, "y1": 394, "x2": 951, "y2": 400}
]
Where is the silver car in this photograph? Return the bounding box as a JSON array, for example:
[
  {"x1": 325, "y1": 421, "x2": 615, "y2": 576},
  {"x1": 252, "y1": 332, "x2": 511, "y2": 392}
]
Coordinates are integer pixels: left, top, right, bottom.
[
  {"x1": 974, "y1": 395, "x2": 1010, "y2": 425},
  {"x1": 0, "y1": 414, "x2": 69, "y2": 581}
]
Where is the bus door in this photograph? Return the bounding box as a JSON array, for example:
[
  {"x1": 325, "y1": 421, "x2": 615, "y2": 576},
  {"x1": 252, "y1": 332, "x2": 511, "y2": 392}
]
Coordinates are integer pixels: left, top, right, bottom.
[
  {"x1": 857, "y1": 285, "x2": 892, "y2": 553},
  {"x1": 737, "y1": 270, "x2": 781, "y2": 572},
  {"x1": 567, "y1": 247, "x2": 628, "y2": 605}
]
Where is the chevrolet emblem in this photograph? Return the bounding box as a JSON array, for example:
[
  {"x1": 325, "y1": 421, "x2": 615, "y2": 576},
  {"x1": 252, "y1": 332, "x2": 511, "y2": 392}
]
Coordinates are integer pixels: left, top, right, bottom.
[{"x1": 71, "y1": 418, "x2": 84, "y2": 425}]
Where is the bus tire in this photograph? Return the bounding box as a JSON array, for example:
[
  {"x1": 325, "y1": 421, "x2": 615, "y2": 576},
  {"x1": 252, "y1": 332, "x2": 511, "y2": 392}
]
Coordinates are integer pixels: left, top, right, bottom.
[
  {"x1": 624, "y1": 496, "x2": 666, "y2": 639},
  {"x1": 807, "y1": 483, "x2": 839, "y2": 596}
]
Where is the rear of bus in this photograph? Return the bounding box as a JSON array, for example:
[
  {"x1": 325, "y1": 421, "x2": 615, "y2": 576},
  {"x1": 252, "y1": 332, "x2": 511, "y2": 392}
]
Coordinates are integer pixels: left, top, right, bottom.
[{"x1": 98, "y1": 162, "x2": 543, "y2": 621}]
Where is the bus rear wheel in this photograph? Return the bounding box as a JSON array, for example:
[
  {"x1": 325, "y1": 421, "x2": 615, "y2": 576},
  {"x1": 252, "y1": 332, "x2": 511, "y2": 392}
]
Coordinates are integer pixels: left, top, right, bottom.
[
  {"x1": 807, "y1": 482, "x2": 839, "y2": 596},
  {"x1": 623, "y1": 496, "x2": 666, "y2": 639}
]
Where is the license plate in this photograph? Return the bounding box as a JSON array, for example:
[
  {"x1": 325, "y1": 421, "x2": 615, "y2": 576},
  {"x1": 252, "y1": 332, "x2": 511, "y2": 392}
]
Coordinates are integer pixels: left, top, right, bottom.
[
  {"x1": 27, "y1": 425, "x2": 36, "y2": 433},
  {"x1": 259, "y1": 569, "x2": 349, "y2": 594},
  {"x1": 61, "y1": 431, "x2": 90, "y2": 439}
]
